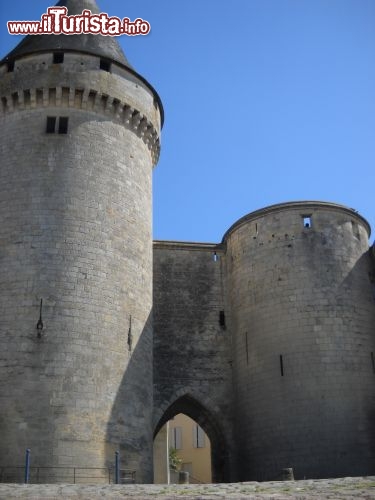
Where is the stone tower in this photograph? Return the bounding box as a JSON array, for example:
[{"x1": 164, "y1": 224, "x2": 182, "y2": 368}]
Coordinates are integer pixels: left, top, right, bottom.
[
  {"x1": 0, "y1": 0, "x2": 162, "y2": 481},
  {"x1": 224, "y1": 202, "x2": 375, "y2": 480},
  {"x1": 153, "y1": 201, "x2": 375, "y2": 482}
]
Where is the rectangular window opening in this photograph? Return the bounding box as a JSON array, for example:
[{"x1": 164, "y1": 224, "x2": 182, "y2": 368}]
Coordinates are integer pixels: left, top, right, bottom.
[
  {"x1": 58, "y1": 117, "x2": 69, "y2": 134},
  {"x1": 171, "y1": 426, "x2": 182, "y2": 450},
  {"x1": 219, "y1": 310, "x2": 226, "y2": 329},
  {"x1": 213, "y1": 251, "x2": 219, "y2": 262},
  {"x1": 46, "y1": 116, "x2": 56, "y2": 134},
  {"x1": 100, "y1": 59, "x2": 111, "y2": 72},
  {"x1": 302, "y1": 215, "x2": 312, "y2": 228},
  {"x1": 53, "y1": 52, "x2": 64, "y2": 64},
  {"x1": 280, "y1": 354, "x2": 284, "y2": 376},
  {"x1": 7, "y1": 60, "x2": 15, "y2": 72},
  {"x1": 193, "y1": 425, "x2": 205, "y2": 448}
]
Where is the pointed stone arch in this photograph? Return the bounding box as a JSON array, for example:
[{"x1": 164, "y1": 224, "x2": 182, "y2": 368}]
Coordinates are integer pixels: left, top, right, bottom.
[{"x1": 154, "y1": 394, "x2": 230, "y2": 482}]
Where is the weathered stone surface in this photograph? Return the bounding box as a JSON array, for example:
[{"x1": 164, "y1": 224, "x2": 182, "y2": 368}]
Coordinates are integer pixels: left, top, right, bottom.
[
  {"x1": 153, "y1": 241, "x2": 235, "y2": 482},
  {"x1": 223, "y1": 202, "x2": 375, "y2": 480},
  {"x1": 153, "y1": 203, "x2": 375, "y2": 482},
  {"x1": 0, "y1": 36, "x2": 161, "y2": 481},
  {"x1": 1, "y1": 476, "x2": 375, "y2": 498},
  {"x1": 1, "y1": 2, "x2": 375, "y2": 486}
]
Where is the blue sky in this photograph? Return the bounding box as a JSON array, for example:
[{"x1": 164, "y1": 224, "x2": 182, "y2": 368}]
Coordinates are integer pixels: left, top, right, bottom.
[{"x1": 1, "y1": 1, "x2": 374, "y2": 243}]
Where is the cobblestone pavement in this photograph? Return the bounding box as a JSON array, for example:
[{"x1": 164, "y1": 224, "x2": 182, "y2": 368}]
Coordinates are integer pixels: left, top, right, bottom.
[{"x1": 0, "y1": 477, "x2": 375, "y2": 499}]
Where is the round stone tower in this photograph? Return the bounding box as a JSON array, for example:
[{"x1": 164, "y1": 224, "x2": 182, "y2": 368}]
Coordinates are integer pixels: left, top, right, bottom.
[
  {"x1": 224, "y1": 202, "x2": 375, "y2": 480},
  {"x1": 0, "y1": 0, "x2": 162, "y2": 481}
]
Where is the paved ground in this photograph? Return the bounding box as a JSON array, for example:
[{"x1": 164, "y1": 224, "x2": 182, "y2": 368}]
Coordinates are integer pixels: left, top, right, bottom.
[{"x1": 0, "y1": 477, "x2": 375, "y2": 499}]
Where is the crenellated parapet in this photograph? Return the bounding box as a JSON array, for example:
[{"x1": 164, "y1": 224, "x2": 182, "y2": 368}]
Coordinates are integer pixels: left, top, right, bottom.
[
  {"x1": 0, "y1": 84, "x2": 160, "y2": 165},
  {"x1": 0, "y1": 47, "x2": 163, "y2": 166}
]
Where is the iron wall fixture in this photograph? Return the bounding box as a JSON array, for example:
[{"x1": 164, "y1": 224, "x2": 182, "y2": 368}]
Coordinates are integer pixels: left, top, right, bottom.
[{"x1": 36, "y1": 299, "x2": 43, "y2": 338}]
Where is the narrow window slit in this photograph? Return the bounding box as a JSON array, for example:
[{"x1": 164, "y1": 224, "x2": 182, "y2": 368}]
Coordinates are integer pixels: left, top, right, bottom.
[
  {"x1": 371, "y1": 352, "x2": 375, "y2": 374},
  {"x1": 280, "y1": 354, "x2": 284, "y2": 376},
  {"x1": 213, "y1": 251, "x2": 219, "y2": 262},
  {"x1": 127, "y1": 315, "x2": 133, "y2": 352},
  {"x1": 245, "y1": 332, "x2": 249, "y2": 366},
  {"x1": 219, "y1": 310, "x2": 226, "y2": 329}
]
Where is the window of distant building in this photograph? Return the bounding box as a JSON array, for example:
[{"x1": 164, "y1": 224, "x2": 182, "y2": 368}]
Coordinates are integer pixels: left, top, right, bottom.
[
  {"x1": 193, "y1": 425, "x2": 205, "y2": 448},
  {"x1": 170, "y1": 426, "x2": 182, "y2": 450}
]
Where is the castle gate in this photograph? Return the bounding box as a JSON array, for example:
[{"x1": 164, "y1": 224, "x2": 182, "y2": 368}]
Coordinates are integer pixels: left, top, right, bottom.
[{"x1": 153, "y1": 241, "x2": 235, "y2": 482}]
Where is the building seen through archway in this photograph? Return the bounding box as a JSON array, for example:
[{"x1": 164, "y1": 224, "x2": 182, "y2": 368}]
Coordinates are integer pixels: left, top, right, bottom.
[
  {"x1": 154, "y1": 413, "x2": 212, "y2": 484},
  {"x1": 153, "y1": 395, "x2": 230, "y2": 483}
]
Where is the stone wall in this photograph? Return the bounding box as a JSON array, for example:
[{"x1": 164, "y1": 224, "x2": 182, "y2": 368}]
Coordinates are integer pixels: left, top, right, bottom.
[
  {"x1": 0, "y1": 51, "x2": 160, "y2": 482},
  {"x1": 224, "y1": 202, "x2": 375, "y2": 480},
  {"x1": 1, "y1": 24, "x2": 374, "y2": 486},
  {"x1": 153, "y1": 242, "x2": 235, "y2": 482},
  {"x1": 152, "y1": 203, "x2": 375, "y2": 482}
]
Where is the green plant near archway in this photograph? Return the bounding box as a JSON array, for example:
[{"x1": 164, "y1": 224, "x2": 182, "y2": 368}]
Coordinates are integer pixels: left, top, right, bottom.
[{"x1": 169, "y1": 447, "x2": 182, "y2": 471}]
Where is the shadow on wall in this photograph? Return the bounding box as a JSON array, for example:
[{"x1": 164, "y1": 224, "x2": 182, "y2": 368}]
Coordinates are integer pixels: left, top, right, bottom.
[
  {"x1": 338, "y1": 250, "x2": 375, "y2": 301},
  {"x1": 105, "y1": 311, "x2": 154, "y2": 484},
  {"x1": 340, "y1": 250, "x2": 375, "y2": 473},
  {"x1": 153, "y1": 394, "x2": 230, "y2": 483}
]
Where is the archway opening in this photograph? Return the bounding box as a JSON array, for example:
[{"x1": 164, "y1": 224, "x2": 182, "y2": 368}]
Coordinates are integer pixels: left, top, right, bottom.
[
  {"x1": 154, "y1": 413, "x2": 212, "y2": 483},
  {"x1": 153, "y1": 395, "x2": 229, "y2": 483}
]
